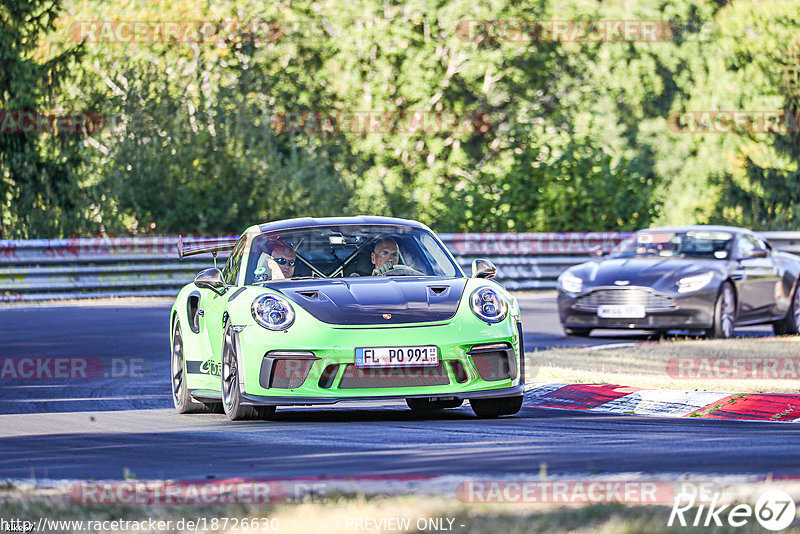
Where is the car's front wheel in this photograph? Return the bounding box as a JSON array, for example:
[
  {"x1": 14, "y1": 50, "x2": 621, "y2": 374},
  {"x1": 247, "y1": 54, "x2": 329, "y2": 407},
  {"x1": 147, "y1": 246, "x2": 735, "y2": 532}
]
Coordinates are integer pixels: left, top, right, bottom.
[
  {"x1": 470, "y1": 395, "x2": 523, "y2": 418},
  {"x1": 707, "y1": 282, "x2": 736, "y2": 339},
  {"x1": 564, "y1": 327, "x2": 592, "y2": 337},
  {"x1": 773, "y1": 281, "x2": 800, "y2": 336},
  {"x1": 171, "y1": 322, "x2": 215, "y2": 414},
  {"x1": 221, "y1": 321, "x2": 276, "y2": 421}
]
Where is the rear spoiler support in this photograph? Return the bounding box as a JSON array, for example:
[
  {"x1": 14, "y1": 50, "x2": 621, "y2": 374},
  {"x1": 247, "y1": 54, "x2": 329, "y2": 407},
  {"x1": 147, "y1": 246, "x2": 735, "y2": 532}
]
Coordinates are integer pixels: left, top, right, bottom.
[{"x1": 177, "y1": 235, "x2": 239, "y2": 268}]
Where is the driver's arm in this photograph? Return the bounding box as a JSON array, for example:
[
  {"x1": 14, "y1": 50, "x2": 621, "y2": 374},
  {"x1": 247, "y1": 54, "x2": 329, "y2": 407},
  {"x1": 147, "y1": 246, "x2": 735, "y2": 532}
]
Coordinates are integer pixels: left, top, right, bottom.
[{"x1": 254, "y1": 253, "x2": 285, "y2": 281}]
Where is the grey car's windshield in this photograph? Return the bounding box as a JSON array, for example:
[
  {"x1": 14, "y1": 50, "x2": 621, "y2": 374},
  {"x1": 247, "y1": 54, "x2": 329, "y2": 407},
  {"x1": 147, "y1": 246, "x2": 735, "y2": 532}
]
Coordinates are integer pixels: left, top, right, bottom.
[
  {"x1": 612, "y1": 230, "x2": 734, "y2": 260},
  {"x1": 244, "y1": 224, "x2": 462, "y2": 284}
]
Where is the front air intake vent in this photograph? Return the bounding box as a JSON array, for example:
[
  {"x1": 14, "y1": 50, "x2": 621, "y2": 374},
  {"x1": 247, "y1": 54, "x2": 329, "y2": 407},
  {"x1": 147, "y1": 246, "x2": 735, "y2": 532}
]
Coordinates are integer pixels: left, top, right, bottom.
[
  {"x1": 450, "y1": 360, "x2": 469, "y2": 383},
  {"x1": 259, "y1": 351, "x2": 318, "y2": 389},
  {"x1": 338, "y1": 363, "x2": 450, "y2": 389},
  {"x1": 468, "y1": 343, "x2": 516, "y2": 382},
  {"x1": 318, "y1": 364, "x2": 339, "y2": 389}
]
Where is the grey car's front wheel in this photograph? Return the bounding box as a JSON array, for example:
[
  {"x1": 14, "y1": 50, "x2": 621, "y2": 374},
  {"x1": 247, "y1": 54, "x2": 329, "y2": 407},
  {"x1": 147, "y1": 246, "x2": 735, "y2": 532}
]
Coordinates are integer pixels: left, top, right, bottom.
[
  {"x1": 470, "y1": 395, "x2": 523, "y2": 418},
  {"x1": 221, "y1": 322, "x2": 276, "y2": 421},
  {"x1": 564, "y1": 327, "x2": 592, "y2": 337},
  {"x1": 773, "y1": 281, "x2": 800, "y2": 336},
  {"x1": 707, "y1": 282, "x2": 736, "y2": 339}
]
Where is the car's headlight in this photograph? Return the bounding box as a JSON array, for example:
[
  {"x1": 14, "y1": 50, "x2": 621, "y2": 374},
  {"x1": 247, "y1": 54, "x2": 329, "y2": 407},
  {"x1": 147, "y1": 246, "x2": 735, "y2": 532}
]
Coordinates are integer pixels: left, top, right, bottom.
[
  {"x1": 252, "y1": 294, "x2": 295, "y2": 330},
  {"x1": 559, "y1": 272, "x2": 583, "y2": 293},
  {"x1": 676, "y1": 272, "x2": 714, "y2": 293},
  {"x1": 470, "y1": 287, "x2": 508, "y2": 324}
]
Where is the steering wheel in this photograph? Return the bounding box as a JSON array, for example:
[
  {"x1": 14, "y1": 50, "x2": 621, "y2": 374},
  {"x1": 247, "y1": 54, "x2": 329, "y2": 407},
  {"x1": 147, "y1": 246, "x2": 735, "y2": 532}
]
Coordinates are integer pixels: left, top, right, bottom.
[{"x1": 383, "y1": 264, "x2": 423, "y2": 276}]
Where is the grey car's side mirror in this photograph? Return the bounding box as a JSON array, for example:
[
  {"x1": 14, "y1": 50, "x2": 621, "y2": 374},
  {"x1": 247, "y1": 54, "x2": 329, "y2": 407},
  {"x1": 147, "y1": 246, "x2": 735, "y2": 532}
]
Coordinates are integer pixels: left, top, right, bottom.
[
  {"x1": 747, "y1": 248, "x2": 769, "y2": 259},
  {"x1": 194, "y1": 268, "x2": 228, "y2": 295},
  {"x1": 471, "y1": 259, "x2": 497, "y2": 279}
]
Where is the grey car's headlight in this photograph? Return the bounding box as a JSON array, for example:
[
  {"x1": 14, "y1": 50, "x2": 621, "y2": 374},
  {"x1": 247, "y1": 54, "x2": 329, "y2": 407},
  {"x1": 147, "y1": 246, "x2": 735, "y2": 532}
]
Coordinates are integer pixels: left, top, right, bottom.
[
  {"x1": 559, "y1": 272, "x2": 583, "y2": 293},
  {"x1": 676, "y1": 272, "x2": 714, "y2": 293},
  {"x1": 470, "y1": 287, "x2": 508, "y2": 323},
  {"x1": 252, "y1": 294, "x2": 295, "y2": 330}
]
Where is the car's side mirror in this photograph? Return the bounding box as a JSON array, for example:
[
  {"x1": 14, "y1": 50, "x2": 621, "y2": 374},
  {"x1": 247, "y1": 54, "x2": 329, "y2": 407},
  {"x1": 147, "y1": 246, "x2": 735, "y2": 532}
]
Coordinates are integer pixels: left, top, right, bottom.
[
  {"x1": 591, "y1": 248, "x2": 606, "y2": 257},
  {"x1": 746, "y1": 248, "x2": 769, "y2": 259},
  {"x1": 471, "y1": 259, "x2": 497, "y2": 279},
  {"x1": 194, "y1": 268, "x2": 228, "y2": 295}
]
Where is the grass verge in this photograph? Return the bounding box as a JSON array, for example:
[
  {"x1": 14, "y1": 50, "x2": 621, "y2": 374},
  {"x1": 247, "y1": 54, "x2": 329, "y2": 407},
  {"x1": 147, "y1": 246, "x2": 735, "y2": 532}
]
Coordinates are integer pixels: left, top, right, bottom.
[{"x1": 525, "y1": 336, "x2": 800, "y2": 393}]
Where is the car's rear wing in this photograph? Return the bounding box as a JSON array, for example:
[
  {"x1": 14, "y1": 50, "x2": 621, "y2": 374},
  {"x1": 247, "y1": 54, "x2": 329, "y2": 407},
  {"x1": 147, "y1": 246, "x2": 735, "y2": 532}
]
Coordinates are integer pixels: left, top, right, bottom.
[{"x1": 177, "y1": 235, "x2": 239, "y2": 267}]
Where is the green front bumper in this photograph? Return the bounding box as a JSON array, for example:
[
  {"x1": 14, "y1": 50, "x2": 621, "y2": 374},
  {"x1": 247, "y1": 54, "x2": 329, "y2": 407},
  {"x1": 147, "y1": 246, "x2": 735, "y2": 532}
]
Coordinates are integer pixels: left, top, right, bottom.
[{"x1": 232, "y1": 312, "x2": 523, "y2": 406}]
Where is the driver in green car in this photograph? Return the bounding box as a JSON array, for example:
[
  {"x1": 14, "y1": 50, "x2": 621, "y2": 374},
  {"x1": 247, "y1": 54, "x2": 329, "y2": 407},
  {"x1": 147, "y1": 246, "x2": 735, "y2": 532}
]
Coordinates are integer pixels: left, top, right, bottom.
[
  {"x1": 371, "y1": 237, "x2": 422, "y2": 276},
  {"x1": 255, "y1": 242, "x2": 296, "y2": 281}
]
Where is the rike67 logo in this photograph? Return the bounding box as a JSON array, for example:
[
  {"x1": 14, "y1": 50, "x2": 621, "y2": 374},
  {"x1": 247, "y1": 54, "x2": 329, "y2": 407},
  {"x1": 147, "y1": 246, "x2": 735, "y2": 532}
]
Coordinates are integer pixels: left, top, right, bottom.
[{"x1": 669, "y1": 489, "x2": 796, "y2": 531}]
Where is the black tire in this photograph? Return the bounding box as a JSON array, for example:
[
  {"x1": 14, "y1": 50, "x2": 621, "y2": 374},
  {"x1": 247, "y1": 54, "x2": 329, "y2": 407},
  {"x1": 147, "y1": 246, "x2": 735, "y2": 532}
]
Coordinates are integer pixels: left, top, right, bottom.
[
  {"x1": 650, "y1": 330, "x2": 670, "y2": 340},
  {"x1": 205, "y1": 402, "x2": 225, "y2": 414},
  {"x1": 470, "y1": 395, "x2": 523, "y2": 418},
  {"x1": 707, "y1": 282, "x2": 736, "y2": 339},
  {"x1": 221, "y1": 321, "x2": 276, "y2": 421},
  {"x1": 171, "y1": 322, "x2": 215, "y2": 414},
  {"x1": 564, "y1": 327, "x2": 592, "y2": 337},
  {"x1": 773, "y1": 281, "x2": 800, "y2": 336},
  {"x1": 406, "y1": 398, "x2": 463, "y2": 413}
]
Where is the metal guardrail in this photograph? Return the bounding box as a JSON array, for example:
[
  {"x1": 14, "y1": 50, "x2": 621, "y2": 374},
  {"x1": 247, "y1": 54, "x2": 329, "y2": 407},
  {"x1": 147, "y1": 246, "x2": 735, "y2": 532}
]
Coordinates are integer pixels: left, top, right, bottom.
[{"x1": 1, "y1": 232, "x2": 799, "y2": 301}]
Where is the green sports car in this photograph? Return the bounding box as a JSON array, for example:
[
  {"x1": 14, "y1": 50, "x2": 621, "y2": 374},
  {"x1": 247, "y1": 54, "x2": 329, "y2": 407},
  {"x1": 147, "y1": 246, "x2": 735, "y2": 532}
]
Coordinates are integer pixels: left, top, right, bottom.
[{"x1": 170, "y1": 216, "x2": 525, "y2": 421}]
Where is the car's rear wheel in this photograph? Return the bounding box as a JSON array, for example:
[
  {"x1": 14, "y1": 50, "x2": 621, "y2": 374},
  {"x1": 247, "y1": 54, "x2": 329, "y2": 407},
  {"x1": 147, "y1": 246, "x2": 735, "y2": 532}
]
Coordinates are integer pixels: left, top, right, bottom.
[
  {"x1": 470, "y1": 395, "x2": 523, "y2": 418},
  {"x1": 171, "y1": 322, "x2": 215, "y2": 414},
  {"x1": 406, "y1": 398, "x2": 463, "y2": 414},
  {"x1": 707, "y1": 282, "x2": 736, "y2": 339},
  {"x1": 221, "y1": 321, "x2": 276, "y2": 421},
  {"x1": 564, "y1": 327, "x2": 592, "y2": 337},
  {"x1": 773, "y1": 281, "x2": 800, "y2": 336}
]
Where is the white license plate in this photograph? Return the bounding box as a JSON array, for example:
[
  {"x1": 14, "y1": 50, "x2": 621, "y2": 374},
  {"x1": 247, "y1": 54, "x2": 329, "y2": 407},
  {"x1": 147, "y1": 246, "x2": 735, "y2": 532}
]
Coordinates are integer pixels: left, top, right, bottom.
[
  {"x1": 597, "y1": 305, "x2": 646, "y2": 319},
  {"x1": 355, "y1": 346, "x2": 439, "y2": 368}
]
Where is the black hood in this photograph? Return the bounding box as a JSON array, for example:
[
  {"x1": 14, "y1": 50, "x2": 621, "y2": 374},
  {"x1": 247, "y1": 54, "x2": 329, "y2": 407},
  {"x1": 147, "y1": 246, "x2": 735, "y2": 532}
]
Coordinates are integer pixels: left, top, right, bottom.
[
  {"x1": 264, "y1": 277, "x2": 468, "y2": 325},
  {"x1": 570, "y1": 257, "x2": 729, "y2": 290}
]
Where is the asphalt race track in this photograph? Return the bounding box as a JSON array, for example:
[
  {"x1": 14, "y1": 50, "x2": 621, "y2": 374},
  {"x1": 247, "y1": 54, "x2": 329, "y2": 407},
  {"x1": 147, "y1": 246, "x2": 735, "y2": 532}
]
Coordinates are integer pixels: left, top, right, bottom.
[{"x1": 0, "y1": 294, "x2": 791, "y2": 482}]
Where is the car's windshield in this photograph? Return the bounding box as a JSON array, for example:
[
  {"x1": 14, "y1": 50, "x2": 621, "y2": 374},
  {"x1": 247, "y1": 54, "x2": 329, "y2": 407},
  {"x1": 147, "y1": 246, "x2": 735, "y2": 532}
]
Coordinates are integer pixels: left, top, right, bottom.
[
  {"x1": 612, "y1": 230, "x2": 734, "y2": 260},
  {"x1": 243, "y1": 224, "x2": 462, "y2": 284}
]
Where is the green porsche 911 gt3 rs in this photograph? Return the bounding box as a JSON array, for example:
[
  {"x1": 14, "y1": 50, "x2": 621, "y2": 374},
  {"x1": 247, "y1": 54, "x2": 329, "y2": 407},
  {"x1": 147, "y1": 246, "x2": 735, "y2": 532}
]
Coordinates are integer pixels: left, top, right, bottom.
[{"x1": 170, "y1": 216, "x2": 525, "y2": 421}]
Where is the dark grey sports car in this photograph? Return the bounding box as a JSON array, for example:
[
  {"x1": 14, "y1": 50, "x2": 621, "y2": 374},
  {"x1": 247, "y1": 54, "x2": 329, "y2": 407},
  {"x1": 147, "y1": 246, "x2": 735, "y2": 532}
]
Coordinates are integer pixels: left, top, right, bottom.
[{"x1": 557, "y1": 226, "x2": 800, "y2": 338}]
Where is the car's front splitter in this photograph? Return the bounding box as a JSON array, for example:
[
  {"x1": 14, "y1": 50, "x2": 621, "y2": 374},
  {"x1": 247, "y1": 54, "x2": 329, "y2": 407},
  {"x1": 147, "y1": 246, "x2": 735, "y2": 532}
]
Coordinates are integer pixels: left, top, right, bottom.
[{"x1": 239, "y1": 384, "x2": 524, "y2": 407}]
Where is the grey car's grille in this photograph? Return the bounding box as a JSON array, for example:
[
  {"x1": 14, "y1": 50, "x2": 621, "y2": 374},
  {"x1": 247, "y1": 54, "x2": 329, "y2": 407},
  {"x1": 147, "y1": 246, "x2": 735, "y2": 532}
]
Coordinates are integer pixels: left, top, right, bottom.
[{"x1": 573, "y1": 288, "x2": 677, "y2": 311}]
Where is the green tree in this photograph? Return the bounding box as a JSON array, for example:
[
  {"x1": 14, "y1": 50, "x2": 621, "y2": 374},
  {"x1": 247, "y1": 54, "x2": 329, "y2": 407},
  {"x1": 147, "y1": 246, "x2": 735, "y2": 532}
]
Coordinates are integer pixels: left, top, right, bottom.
[
  {"x1": 712, "y1": 0, "x2": 800, "y2": 229},
  {"x1": 0, "y1": 0, "x2": 88, "y2": 238}
]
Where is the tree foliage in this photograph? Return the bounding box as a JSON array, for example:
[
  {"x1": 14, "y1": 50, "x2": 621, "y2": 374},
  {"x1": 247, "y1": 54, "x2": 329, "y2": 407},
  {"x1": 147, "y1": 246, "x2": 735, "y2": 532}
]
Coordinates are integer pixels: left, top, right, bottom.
[
  {"x1": 4, "y1": 0, "x2": 800, "y2": 237},
  {"x1": 0, "y1": 0, "x2": 87, "y2": 238}
]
